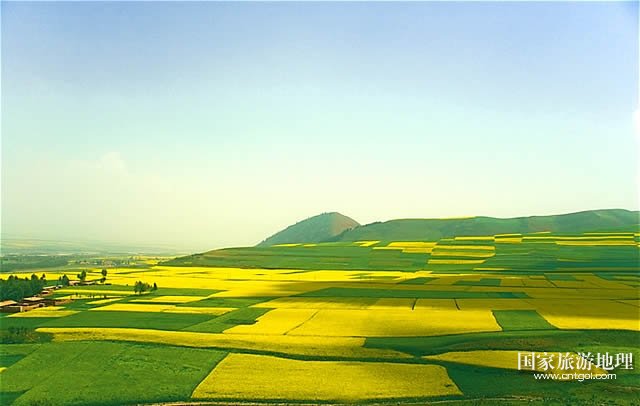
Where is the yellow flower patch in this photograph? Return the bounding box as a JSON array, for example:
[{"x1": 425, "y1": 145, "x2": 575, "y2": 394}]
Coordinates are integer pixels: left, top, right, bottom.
[
  {"x1": 286, "y1": 308, "x2": 501, "y2": 337},
  {"x1": 251, "y1": 297, "x2": 375, "y2": 310},
  {"x1": 424, "y1": 350, "x2": 605, "y2": 377},
  {"x1": 8, "y1": 307, "x2": 78, "y2": 318},
  {"x1": 428, "y1": 259, "x2": 486, "y2": 265},
  {"x1": 224, "y1": 308, "x2": 317, "y2": 335},
  {"x1": 90, "y1": 303, "x2": 233, "y2": 316},
  {"x1": 191, "y1": 353, "x2": 461, "y2": 401},
  {"x1": 355, "y1": 240, "x2": 380, "y2": 247}
]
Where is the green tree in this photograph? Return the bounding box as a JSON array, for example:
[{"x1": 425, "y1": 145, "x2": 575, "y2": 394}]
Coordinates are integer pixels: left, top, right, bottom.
[{"x1": 77, "y1": 270, "x2": 87, "y2": 283}]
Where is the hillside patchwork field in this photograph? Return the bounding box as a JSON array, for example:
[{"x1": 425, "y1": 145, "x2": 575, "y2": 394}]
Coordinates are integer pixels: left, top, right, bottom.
[{"x1": 1, "y1": 230, "x2": 639, "y2": 405}]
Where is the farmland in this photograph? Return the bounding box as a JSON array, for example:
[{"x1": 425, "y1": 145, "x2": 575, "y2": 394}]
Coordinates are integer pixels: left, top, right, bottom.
[{"x1": 1, "y1": 230, "x2": 639, "y2": 405}]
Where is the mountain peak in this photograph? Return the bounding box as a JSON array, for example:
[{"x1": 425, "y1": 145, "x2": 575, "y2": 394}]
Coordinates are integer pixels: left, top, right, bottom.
[{"x1": 257, "y1": 212, "x2": 359, "y2": 246}]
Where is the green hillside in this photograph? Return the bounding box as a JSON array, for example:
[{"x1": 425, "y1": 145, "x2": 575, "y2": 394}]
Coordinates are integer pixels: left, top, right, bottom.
[
  {"x1": 163, "y1": 209, "x2": 639, "y2": 272},
  {"x1": 256, "y1": 212, "x2": 359, "y2": 246},
  {"x1": 332, "y1": 209, "x2": 639, "y2": 242}
]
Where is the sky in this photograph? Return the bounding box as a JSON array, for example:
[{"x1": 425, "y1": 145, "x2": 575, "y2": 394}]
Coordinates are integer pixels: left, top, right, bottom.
[{"x1": 2, "y1": 1, "x2": 638, "y2": 251}]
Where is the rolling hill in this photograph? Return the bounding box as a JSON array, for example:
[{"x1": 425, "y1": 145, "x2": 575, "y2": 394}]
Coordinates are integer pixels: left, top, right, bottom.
[
  {"x1": 256, "y1": 212, "x2": 360, "y2": 246},
  {"x1": 162, "y1": 209, "x2": 639, "y2": 270},
  {"x1": 330, "y1": 208, "x2": 639, "y2": 242}
]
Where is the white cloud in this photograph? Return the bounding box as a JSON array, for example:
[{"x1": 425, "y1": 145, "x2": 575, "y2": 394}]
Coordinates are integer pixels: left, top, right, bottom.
[{"x1": 96, "y1": 151, "x2": 127, "y2": 175}]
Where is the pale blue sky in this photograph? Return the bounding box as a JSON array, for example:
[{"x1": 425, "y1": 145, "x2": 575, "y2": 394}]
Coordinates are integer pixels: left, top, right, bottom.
[{"x1": 2, "y1": 1, "x2": 638, "y2": 250}]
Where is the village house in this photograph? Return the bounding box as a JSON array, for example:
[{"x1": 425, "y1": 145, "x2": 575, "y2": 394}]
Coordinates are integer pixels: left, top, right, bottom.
[
  {"x1": 43, "y1": 297, "x2": 71, "y2": 306},
  {"x1": 21, "y1": 296, "x2": 46, "y2": 308},
  {"x1": 0, "y1": 300, "x2": 18, "y2": 312}
]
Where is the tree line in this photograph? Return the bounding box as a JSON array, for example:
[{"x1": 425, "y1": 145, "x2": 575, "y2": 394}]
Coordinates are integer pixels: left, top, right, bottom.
[{"x1": 0, "y1": 274, "x2": 47, "y2": 302}]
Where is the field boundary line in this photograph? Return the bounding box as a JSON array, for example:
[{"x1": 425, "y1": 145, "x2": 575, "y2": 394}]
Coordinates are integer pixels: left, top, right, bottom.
[{"x1": 284, "y1": 309, "x2": 320, "y2": 335}]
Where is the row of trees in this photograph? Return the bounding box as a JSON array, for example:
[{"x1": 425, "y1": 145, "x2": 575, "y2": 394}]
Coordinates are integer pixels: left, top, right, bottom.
[
  {"x1": 0, "y1": 274, "x2": 47, "y2": 301},
  {"x1": 1, "y1": 269, "x2": 156, "y2": 301},
  {"x1": 133, "y1": 281, "x2": 158, "y2": 294}
]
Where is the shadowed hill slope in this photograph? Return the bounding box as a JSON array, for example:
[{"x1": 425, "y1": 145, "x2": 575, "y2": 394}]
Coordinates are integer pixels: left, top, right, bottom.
[{"x1": 256, "y1": 212, "x2": 360, "y2": 246}]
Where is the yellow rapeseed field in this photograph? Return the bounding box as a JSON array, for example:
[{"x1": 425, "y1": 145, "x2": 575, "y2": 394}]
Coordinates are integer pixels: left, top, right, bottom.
[
  {"x1": 286, "y1": 308, "x2": 501, "y2": 337},
  {"x1": 413, "y1": 299, "x2": 458, "y2": 310},
  {"x1": 355, "y1": 240, "x2": 380, "y2": 247},
  {"x1": 252, "y1": 297, "x2": 376, "y2": 310},
  {"x1": 368, "y1": 298, "x2": 415, "y2": 310},
  {"x1": 529, "y1": 299, "x2": 640, "y2": 331},
  {"x1": 555, "y1": 240, "x2": 637, "y2": 246},
  {"x1": 434, "y1": 245, "x2": 495, "y2": 251},
  {"x1": 428, "y1": 259, "x2": 486, "y2": 265},
  {"x1": 539, "y1": 313, "x2": 640, "y2": 331},
  {"x1": 224, "y1": 308, "x2": 318, "y2": 335},
  {"x1": 90, "y1": 303, "x2": 234, "y2": 316},
  {"x1": 430, "y1": 251, "x2": 496, "y2": 258},
  {"x1": 495, "y1": 238, "x2": 522, "y2": 244},
  {"x1": 8, "y1": 307, "x2": 78, "y2": 318},
  {"x1": 424, "y1": 350, "x2": 605, "y2": 377},
  {"x1": 191, "y1": 353, "x2": 461, "y2": 401},
  {"x1": 388, "y1": 242, "x2": 438, "y2": 248},
  {"x1": 377, "y1": 241, "x2": 438, "y2": 253}
]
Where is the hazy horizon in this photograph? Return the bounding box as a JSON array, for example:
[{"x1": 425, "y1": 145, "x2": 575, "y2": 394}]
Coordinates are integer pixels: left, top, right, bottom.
[{"x1": 2, "y1": 2, "x2": 638, "y2": 250}]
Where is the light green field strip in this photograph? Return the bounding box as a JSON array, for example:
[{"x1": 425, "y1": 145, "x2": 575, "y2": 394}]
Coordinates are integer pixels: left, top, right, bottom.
[
  {"x1": 36, "y1": 327, "x2": 410, "y2": 359},
  {"x1": 191, "y1": 353, "x2": 461, "y2": 401}
]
